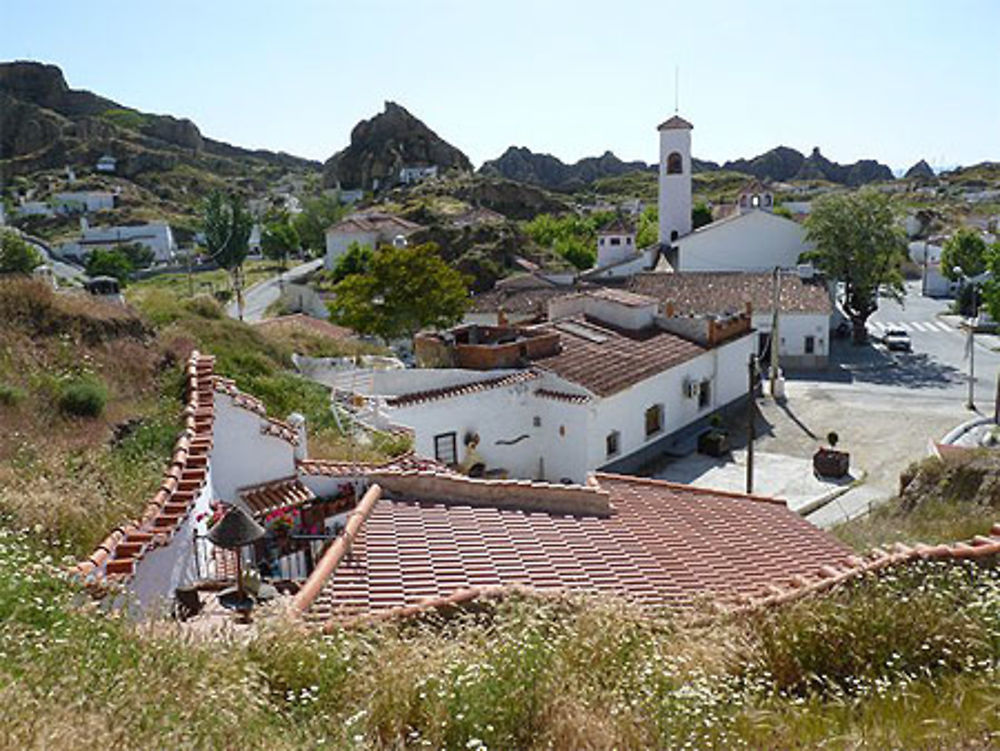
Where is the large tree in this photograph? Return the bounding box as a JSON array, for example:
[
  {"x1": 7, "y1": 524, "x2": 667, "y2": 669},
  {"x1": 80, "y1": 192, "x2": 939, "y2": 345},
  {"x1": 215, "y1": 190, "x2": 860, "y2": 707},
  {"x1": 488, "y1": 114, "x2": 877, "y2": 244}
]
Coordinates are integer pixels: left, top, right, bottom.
[
  {"x1": 803, "y1": 190, "x2": 907, "y2": 343},
  {"x1": 85, "y1": 248, "x2": 133, "y2": 284},
  {"x1": 261, "y1": 217, "x2": 300, "y2": 270},
  {"x1": 940, "y1": 227, "x2": 988, "y2": 281},
  {"x1": 328, "y1": 242, "x2": 469, "y2": 342},
  {"x1": 203, "y1": 191, "x2": 253, "y2": 318},
  {"x1": 293, "y1": 193, "x2": 350, "y2": 255},
  {"x1": 974, "y1": 241, "x2": 1000, "y2": 322},
  {"x1": 0, "y1": 230, "x2": 41, "y2": 274}
]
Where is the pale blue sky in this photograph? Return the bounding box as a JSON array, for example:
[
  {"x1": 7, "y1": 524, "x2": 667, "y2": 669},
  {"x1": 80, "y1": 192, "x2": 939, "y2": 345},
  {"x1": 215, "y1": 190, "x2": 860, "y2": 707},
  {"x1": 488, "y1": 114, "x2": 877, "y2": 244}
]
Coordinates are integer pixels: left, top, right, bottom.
[{"x1": 3, "y1": 0, "x2": 998, "y2": 171}]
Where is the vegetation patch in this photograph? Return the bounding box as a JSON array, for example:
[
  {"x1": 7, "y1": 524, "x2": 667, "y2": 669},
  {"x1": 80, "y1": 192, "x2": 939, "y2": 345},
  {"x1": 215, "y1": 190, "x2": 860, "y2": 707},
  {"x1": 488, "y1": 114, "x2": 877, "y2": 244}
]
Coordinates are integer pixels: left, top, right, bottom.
[{"x1": 58, "y1": 376, "x2": 108, "y2": 418}]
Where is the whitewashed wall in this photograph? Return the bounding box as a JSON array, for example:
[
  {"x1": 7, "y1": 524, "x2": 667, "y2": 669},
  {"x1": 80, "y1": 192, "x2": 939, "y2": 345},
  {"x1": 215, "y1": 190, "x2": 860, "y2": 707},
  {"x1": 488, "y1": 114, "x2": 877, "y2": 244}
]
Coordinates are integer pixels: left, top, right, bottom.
[
  {"x1": 753, "y1": 312, "x2": 829, "y2": 365},
  {"x1": 324, "y1": 229, "x2": 377, "y2": 268},
  {"x1": 211, "y1": 395, "x2": 297, "y2": 502},
  {"x1": 675, "y1": 211, "x2": 811, "y2": 272}
]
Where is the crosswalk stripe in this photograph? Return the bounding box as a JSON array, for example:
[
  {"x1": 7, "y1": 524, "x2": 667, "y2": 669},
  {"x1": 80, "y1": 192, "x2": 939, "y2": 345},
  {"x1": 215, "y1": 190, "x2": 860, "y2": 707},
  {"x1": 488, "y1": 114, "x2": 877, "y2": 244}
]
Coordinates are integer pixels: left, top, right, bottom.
[
  {"x1": 869, "y1": 321, "x2": 885, "y2": 332},
  {"x1": 909, "y1": 322, "x2": 929, "y2": 332}
]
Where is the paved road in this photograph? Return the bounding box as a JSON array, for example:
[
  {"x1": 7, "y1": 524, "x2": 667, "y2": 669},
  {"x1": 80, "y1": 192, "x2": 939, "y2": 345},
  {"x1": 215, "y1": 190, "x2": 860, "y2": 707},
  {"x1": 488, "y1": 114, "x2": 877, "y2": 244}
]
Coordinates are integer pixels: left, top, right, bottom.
[{"x1": 225, "y1": 258, "x2": 324, "y2": 322}]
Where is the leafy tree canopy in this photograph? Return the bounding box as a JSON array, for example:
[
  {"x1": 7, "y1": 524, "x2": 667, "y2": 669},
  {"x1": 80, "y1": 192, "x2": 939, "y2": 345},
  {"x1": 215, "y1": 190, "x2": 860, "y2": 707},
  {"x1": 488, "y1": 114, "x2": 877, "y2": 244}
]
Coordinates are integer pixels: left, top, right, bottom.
[
  {"x1": 85, "y1": 249, "x2": 133, "y2": 284},
  {"x1": 328, "y1": 242, "x2": 469, "y2": 342},
  {"x1": 117, "y1": 241, "x2": 155, "y2": 270},
  {"x1": 692, "y1": 202, "x2": 712, "y2": 230},
  {"x1": 202, "y1": 190, "x2": 252, "y2": 272},
  {"x1": 973, "y1": 241, "x2": 1000, "y2": 321},
  {"x1": 261, "y1": 218, "x2": 300, "y2": 267},
  {"x1": 0, "y1": 230, "x2": 42, "y2": 274},
  {"x1": 293, "y1": 193, "x2": 350, "y2": 254},
  {"x1": 941, "y1": 227, "x2": 988, "y2": 281},
  {"x1": 636, "y1": 206, "x2": 658, "y2": 248},
  {"x1": 331, "y1": 241, "x2": 373, "y2": 283},
  {"x1": 803, "y1": 189, "x2": 906, "y2": 343}
]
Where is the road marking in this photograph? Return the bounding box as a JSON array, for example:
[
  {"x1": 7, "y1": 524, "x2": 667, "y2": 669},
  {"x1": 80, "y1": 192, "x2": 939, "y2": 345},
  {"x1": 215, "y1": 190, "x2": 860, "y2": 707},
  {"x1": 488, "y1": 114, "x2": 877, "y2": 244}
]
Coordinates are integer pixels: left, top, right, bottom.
[{"x1": 909, "y1": 322, "x2": 930, "y2": 332}]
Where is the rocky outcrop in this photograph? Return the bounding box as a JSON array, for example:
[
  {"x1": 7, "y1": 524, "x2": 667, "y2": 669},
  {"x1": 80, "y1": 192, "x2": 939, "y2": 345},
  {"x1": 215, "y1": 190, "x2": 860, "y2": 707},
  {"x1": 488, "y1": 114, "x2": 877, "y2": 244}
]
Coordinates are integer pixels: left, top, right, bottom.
[
  {"x1": 0, "y1": 59, "x2": 318, "y2": 178},
  {"x1": 723, "y1": 146, "x2": 805, "y2": 183},
  {"x1": 905, "y1": 159, "x2": 935, "y2": 180},
  {"x1": 323, "y1": 101, "x2": 472, "y2": 190},
  {"x1": 480, "y1": 147, "x2": 651, "y2": 192}
]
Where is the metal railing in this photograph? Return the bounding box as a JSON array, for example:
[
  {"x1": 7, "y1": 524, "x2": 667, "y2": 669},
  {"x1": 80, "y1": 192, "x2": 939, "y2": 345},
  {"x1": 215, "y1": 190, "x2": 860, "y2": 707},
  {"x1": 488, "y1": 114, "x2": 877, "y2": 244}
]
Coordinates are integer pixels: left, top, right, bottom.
[{"x1": 192, "y1": 530, "x2": 337, "y2": 584}]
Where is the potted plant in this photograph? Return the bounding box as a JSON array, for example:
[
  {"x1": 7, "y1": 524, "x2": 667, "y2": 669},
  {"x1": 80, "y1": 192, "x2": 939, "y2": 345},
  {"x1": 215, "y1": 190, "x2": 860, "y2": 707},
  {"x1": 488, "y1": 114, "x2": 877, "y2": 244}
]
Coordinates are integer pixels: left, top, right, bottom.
[
  {"x1": 698, "y1": 414, "x2": 730, "y2": 457},
  {"x1": 814, "y1": 431, "x2": 850, "y2": 478}
]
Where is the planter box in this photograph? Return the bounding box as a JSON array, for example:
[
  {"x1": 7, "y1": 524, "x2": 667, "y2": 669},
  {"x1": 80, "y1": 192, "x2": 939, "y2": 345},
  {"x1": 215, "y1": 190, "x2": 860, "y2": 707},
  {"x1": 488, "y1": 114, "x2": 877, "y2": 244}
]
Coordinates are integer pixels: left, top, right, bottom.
[
  {"x1": 698, "y1": 430, "x2": 730, "y2": 457},
  {"x1": 814, "y1": 448, "x2": 850, "y2": 478}
]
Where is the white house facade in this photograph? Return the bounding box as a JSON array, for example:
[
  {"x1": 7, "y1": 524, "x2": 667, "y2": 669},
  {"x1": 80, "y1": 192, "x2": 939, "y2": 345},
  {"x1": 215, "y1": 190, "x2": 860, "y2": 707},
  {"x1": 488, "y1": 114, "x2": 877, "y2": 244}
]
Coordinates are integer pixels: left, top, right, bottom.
[
  {"x1": 335, "y1": 290, "x2": 754, "y2": 483},
  {"x1": 60, "y1": 222, "x2": 177, "y2": 263},
  {"x1": 660, "y1": 209, "x2": 813, "y2": 273},
  {"x1": 324, "y1": 212, "x2": 423, "y2": 269}
]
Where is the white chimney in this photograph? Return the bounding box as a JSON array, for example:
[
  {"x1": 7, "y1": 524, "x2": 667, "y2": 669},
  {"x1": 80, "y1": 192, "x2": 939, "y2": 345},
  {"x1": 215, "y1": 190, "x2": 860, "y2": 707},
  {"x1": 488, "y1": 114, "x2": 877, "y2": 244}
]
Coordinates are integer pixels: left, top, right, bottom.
[{"x1": 287, "y1": 412, "x2": 308, "y2": 460}]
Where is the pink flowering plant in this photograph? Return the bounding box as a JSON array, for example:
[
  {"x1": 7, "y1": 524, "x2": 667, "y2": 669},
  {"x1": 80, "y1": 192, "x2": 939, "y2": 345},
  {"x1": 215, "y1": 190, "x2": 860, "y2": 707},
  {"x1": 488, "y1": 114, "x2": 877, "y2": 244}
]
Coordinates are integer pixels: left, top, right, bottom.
[
  {"x1": 195, "y1": 501, "x2": 226, "y2": 530},
  {"x1": 265, "y1": 505, "x2": 300, "y2": 534}
]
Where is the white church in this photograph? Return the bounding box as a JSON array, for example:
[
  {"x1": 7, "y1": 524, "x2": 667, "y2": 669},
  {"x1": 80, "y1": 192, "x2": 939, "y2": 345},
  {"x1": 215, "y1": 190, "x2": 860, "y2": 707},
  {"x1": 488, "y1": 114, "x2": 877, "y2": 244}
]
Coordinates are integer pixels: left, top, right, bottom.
[{"x1": 652, "y1": 114, "x2": 813, "y2": 272}]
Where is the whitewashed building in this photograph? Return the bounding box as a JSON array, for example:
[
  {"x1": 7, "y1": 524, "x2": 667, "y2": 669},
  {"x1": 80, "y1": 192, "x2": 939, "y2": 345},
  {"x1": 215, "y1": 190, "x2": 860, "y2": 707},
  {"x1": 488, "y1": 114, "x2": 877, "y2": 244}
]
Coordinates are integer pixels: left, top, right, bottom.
[
  {"x1": 95, "y1": 155, "x2": 117, "y2": 173},
  {"x1": 51, "y1": 191, "x2": 116, "y2": 214},
  {"x1": 337, "y1": 289, "x2": 754, "y2": 483},
  {"x1": 324, "y1": 212, "x2": 423, "y2": 269},
  {"x1": 399, "y1": 165, "x2": 439, "y2": 185},
  {"x1": 60, "y1": 221, "x2": 177, "y2": 263}
]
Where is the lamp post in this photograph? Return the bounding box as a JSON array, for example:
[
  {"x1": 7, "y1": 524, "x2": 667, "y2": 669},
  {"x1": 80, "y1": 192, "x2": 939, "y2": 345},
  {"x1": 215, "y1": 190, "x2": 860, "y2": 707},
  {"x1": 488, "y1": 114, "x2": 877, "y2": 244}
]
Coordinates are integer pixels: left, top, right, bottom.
[{"x1": 955, "y1": 266, "x2": 976, "y2": 411}]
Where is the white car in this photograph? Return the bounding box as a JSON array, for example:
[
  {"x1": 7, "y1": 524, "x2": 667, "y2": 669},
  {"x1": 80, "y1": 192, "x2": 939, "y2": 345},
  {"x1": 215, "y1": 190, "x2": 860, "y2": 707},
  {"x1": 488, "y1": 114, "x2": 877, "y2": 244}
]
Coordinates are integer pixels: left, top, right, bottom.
[{"x1": 882, "y1": 328, "x2": 912, "y2": 352}]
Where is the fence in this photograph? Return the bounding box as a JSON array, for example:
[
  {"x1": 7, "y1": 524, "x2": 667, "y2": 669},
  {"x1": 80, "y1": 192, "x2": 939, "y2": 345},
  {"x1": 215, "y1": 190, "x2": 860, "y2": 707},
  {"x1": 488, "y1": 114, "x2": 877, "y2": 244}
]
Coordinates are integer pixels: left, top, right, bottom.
[{"x1": 192, "y1": 530, "x2": 337, "y2": 584}]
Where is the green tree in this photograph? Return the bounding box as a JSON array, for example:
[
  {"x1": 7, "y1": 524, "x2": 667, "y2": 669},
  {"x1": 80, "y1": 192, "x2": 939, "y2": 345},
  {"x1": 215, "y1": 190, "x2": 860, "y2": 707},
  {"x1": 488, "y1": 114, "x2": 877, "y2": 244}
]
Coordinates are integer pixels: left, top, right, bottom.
[
  {"x1": 331, "y1": 241, "x2": 373, "y2": 283},
  {"x1": 555, "y1": 236, "x2": 596, "y2": 270},
  {"x1": 0, "y1": 230, "x2": 41, "y2": 274},
  {"x1": 118, "y1": 241, "x2": 155, "y2": 269},
  {"x1": 261, "y1": 218, "x2": 300, "y2": 270},
  {"x1": 692, "y1": 202, "x2": 712, "y2": 230},
  {"x1": 85, "y1": 248, "x2": 133, "y2": 284},
  {"x1": 974, "y1": 242, "x2": 1000, "y2": 321},
  {"x1": 328, "y1": 242, "x2": 469, "y2": 342},
  {"x1": 636, "y1": 206, "x2": 658, "y2": 248},
  {"x1": 941, "y1": 228, "x2": 988, "y2": 281},
  {"x1": 293, "y1": 193, "x2": 349, "y2": 254},
  {"x1": 803, "y1": 189, "x2": 907, "y2": 344},
  {"x1": 203, "y1": 190, "x2": 252, "y2": 317}
]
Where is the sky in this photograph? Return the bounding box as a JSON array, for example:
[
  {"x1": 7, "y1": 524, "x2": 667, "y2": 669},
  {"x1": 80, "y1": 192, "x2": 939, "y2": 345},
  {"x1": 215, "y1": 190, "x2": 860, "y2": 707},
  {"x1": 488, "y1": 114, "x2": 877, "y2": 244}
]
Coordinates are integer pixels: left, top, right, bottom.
[{"x1": 2, "y1": 0, "x2": 998, "y2": 172}]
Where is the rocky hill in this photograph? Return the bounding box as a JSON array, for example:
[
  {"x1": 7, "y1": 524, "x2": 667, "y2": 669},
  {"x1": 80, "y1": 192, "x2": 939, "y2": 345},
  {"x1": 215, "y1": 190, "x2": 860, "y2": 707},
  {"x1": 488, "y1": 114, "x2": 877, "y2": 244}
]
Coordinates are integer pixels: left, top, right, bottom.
[
  {"x1": 0, "y1": 60, "x2": 319, "y2": 181},
  {"x1": 322, "y1": 101, "x2": 472, "y2": 191},
  {"x1": 904, "y1": 159, "x2": 936, "y2": 180},
  {"x1": 483, "y1": 142, "x2": 896, "y2": 191}
]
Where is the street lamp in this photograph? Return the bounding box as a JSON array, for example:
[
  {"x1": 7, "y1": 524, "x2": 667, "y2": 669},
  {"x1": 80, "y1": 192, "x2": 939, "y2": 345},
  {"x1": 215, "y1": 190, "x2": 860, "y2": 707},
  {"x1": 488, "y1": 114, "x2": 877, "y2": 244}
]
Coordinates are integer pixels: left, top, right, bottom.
[{"x1": 954, "y1": 266, "x2": 976, "y2": 411}]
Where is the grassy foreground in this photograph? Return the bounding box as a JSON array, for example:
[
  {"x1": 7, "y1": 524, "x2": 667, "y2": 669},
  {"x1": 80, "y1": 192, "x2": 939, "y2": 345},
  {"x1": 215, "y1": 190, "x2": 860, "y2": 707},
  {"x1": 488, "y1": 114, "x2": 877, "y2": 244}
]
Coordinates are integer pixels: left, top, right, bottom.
[{"x1": 1, "y1": 526, "x2": 998, "y2": 750}]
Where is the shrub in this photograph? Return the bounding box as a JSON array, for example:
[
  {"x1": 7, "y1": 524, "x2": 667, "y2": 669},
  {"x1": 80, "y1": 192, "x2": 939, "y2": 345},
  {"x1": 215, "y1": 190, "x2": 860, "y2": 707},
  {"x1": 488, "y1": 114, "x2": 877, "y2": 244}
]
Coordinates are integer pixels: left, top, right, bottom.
[
  {"x1": 0, "y1": 229, "x2": 41, "y2": 274},
  {"x1": 59, "y1": 377, "x2": 108, "y2": 418},
  {"x1": 0, "y1": 382, "x2": 25, "y2": 406}
]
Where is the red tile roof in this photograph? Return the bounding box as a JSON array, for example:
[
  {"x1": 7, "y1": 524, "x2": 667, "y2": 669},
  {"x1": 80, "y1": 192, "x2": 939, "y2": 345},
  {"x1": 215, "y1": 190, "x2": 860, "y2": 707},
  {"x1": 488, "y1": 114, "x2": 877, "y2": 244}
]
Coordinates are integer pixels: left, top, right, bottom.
[
  {"x1": 631, "y1": 272, "x2": 832, "y2": 316},
  {"x1": 326, "y1": 212, "x2": 422, "y2": 236},
  {"x1": 253, "y1": 314, "x2": 355, "y2": 341},
  {"x1": 658, "y1": 115, "x2": 693, "y2": 131},
  {"x1": 385, "y1": 370, "x2": 542, "y2": 407},
  {"x1": 531, "y1": 318, "x2": 706, "y2": 397},
  {"x1": 301, "y1": 473, "x2": 855, "y2": 622},
  {"x1": 71, "y1": 351, "x2": 216, "y2": 587},
  {"x1": 240, "y1": 477, "x2": 316, "y2": 517}
]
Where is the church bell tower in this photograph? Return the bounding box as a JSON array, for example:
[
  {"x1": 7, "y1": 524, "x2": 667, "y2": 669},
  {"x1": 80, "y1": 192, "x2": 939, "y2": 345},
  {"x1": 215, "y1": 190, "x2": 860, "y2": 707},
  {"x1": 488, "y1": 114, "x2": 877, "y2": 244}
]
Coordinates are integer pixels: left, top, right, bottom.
[{"x1": 657, "y1": 114, "x2": 693, "y2": 245}]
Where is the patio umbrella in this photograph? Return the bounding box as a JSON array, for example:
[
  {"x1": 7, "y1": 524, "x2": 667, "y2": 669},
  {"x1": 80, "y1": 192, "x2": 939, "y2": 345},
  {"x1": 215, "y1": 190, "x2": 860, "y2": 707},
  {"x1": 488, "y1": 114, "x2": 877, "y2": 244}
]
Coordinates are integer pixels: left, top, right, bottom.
[{"x1": 209, "y1": 505, "x2": 266, "y2": 606}]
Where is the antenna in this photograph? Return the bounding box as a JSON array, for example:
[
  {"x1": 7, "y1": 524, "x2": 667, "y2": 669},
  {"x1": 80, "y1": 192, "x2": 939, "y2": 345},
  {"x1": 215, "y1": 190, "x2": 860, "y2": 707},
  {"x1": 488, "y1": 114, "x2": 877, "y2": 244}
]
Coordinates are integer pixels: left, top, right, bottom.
[{"x1": 674, "y1": 66, "x2": 679, "y2": 113}]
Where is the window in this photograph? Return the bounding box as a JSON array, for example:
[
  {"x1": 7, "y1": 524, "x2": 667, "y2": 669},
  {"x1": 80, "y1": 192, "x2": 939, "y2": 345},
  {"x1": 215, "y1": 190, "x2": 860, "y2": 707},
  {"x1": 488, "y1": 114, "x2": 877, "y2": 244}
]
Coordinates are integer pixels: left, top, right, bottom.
[
  {"x1": 645, "y1": 404, "x2": 664, "y2": 438},
  {"x1": 751, "y1": 194, "x2": 761, "y2": 208},
  {"x1": 599, "y1": 237, "x2": 605, "y2": 246},
  {"x1": 533, "y1": 415, "x2": 541, "y2": 428},
  {"x1": 699, "y1": 379, "x2": 711, "y2": 409},
  {"x1": 805, "y1": 335, "x2": 815, "y2": 354},
  {"x1": 666, "y1": 151, "x2": 683, "y2": 174},
  {"x1": 765, "y1": 194, "x2": 773, "y2": 207},
  {"x1": 670, "y1": 230, "x2": 679, "y2": 241},
  {"x1": 626, "y1": 237, "x2": 632, "y2": 245},
  {"x1": 606, "y1": 431, "x2": 620, "y2": 457},
  {"x1": 433, "y1": 432, "x2": 458, "y2": 465},
  {"x1": 610, "y1": 237, "x2": 621, "y2": 246}
]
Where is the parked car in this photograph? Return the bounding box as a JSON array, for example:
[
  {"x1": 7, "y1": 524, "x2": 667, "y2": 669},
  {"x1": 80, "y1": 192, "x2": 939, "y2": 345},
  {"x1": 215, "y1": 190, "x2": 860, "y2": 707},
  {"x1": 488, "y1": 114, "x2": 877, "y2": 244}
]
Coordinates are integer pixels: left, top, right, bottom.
[{"x1": 882, "y1": 328, "x2": 912, "y2": 352}]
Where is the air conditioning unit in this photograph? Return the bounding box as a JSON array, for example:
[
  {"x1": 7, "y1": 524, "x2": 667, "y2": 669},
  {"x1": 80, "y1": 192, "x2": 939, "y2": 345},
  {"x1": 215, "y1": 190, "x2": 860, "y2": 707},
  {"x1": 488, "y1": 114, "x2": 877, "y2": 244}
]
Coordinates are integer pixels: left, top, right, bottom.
[{"x1": 683, "y1": 378, "x2": 700, "y2": 399}]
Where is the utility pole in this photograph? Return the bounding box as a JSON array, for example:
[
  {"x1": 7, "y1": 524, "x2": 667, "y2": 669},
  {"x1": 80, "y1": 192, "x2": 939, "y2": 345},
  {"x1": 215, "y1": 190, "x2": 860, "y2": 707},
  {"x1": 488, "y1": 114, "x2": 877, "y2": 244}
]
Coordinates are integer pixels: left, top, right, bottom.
[
  {"x1": 747, "y1": 353, "x2": 756, "y2": 494},
  {"x1": 769, "y1": 266, "x2": 781, "y2": 397},
  {"x1": 967, "y1": 284, "x2": 977, "y2": 410}
]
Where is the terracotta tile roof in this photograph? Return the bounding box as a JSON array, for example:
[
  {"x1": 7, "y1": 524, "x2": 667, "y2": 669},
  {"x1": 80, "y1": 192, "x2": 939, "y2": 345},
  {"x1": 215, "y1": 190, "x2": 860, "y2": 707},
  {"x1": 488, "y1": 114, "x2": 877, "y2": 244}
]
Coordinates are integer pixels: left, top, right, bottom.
[
  {"x1": 534, "y1": 388, "x2": 591, "y2": 404},
  {"x1": 531, "y1": 318, "x2": 706, "y2": 397},
  {"x1": 598, "y1": 217, "x2": 635, "y2": 235},
  {"x1": 385, "y1": 371, "x2": 542, "y2": 407},
  {"x1": 326, "y1": 212, "x2": 422, "y2": 236},
  {"x1": 583, "y1": 287, "x2": 658, "y2": 308},
  {"x1": 301, "y1": 472, "x2": 855, "y2": 622},
  {"x1": 297, "y1": 453, "x2": 458, "y2": 478},
  {"x1": 253, "y1": 314, "x2": 355, "y2": 341},
  {"x1": 240, "y1": 477, "x2": 316, "y2": 517},
  {"x1": 70, "y1": 351, "x2": 216, "y2": 587},
  {"x1": 470, "y1": 279, "x2": 586, "y2": 317},
  {"x1": 631, "y1": 272, "x2": 833, "y2": 316},
  {"x1": 658, "y1": 115, "x2": 693, "y2": 130}
]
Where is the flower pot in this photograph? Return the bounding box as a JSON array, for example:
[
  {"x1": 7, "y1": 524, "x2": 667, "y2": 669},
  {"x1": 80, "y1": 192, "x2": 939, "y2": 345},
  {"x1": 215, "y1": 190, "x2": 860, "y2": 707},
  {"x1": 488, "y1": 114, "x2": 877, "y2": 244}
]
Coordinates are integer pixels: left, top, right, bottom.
[
  {"x1": 698, "y1": 430, "x2": 730, "y2": 457},
  {"x1": 813, "y1": 447, "x2": 850, "y2": 479}
]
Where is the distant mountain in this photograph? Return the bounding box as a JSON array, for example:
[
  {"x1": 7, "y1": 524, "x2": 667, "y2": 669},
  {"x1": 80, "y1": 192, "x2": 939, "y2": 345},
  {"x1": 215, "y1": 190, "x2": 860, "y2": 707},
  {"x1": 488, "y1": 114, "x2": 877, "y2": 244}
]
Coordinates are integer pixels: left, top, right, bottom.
[
  {"x1": 904, "y1": 159, "x2": 936, "y2": 180},
  {"x1": 322, "y1": 101, "x2": 472, "y2": 191},
  {"x1": 479, "y1": 147, "x2": 650, "y2": 192},
  {"x1": 0, "y1": 60, "x2": 319, "y2": 179},
  {"x1": 483, "y1": 142, "x2": 896, "y2": 191}
]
